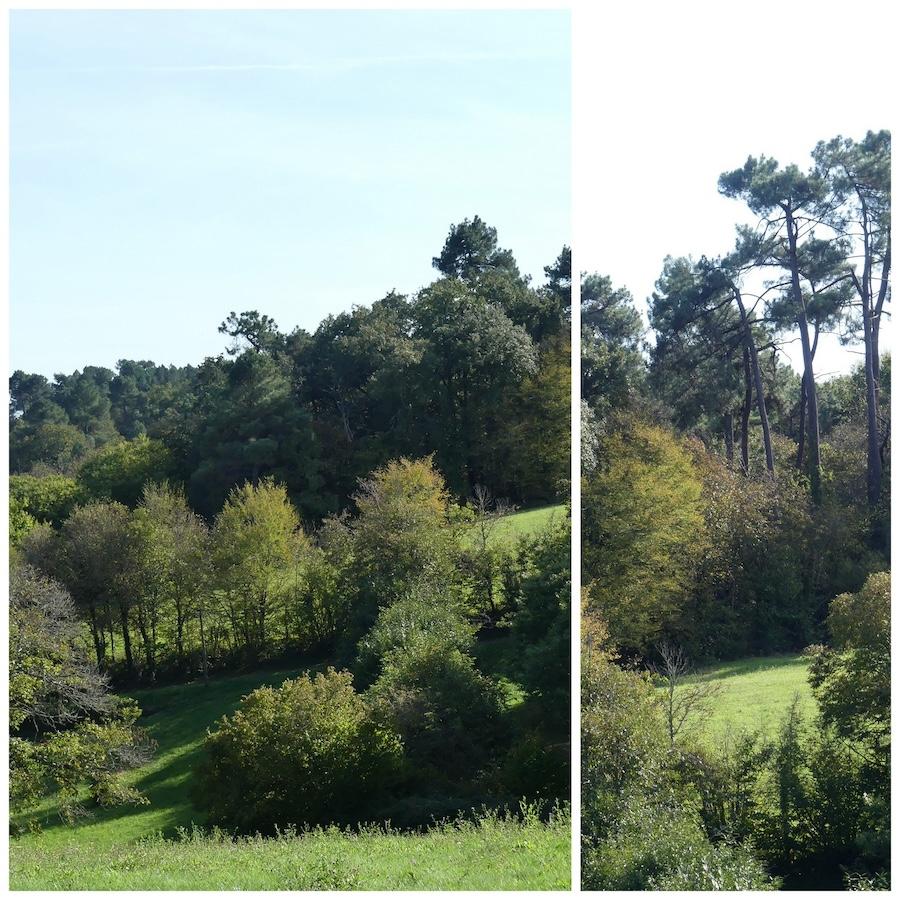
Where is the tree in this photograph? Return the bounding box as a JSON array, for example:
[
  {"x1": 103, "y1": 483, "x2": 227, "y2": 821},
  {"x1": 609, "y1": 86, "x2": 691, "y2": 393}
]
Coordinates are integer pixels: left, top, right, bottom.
[
  {"x1": 10, "y1": 565, "x2": 151, "y2": 823},
  {"x1": 218, "y1": 310, "x2": 286, "y2": 357},
  {"x1": 10, "y1": 421, "x2": 93, "y2": 474},
  {"x1": 432, "y1": 215, "x2": 520, "y2": 280},
  {"x1": 355, "y1": 580, "x2": 475, "y2": 687},
  {"x1": 9, "y1": 474, "x2": 85, "y2": 526},
  {"x1": 131, "y1": 483, "x2": 210, "y2": 677},
  {"x1": 77, "y1": 436, "x2": 173, "y2": 507},
  {"x1": 347, "y1": 457, "x2": 462, "y2": 620},
  {"x1": 53, "y1": 502, "x2": 139, "y2": 674},
  {"x1": 813, "y1": 131, "x2": 891, "y2": 506},
  {"x1": 211, "y1": 478, "x2": 308, "y2": 656},
  {"x1": 583, "y1": 419, "x2": 704, "y2": 650},
  {"x1": 413, "y1": 278, "x2": 538, "y2": 493},
  {"x1": 188, "y1": 352, "x2": 324, "y2": 519},
  {"x1": 581, "y1": 274, "x2": 644, "y2": 421},
  {"x1": 719, "y1": 156, "x2": 827, "y2": 499},
  {"x1": 651, "y1": 642, "x2": 720, "y2": 745}
]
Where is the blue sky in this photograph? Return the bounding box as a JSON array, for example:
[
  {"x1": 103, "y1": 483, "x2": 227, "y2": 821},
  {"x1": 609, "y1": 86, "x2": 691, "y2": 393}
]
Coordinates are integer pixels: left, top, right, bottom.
[{"x1": 10, "y1": 10, "x2": 571, "y2": 377}]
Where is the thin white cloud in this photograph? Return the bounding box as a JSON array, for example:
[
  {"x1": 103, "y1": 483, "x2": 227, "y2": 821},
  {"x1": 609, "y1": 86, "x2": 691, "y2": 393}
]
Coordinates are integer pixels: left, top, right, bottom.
[{"x1": 22, "y1": 50, "x2": 562, "y2": 76}]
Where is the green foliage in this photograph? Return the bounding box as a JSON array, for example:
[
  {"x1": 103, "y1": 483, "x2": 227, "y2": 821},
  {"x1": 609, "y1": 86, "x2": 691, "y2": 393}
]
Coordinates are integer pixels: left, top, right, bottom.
[
  {"x1": 673, "y1": 453, "x2": 816, "y2": 657},
  {"x1": 10, "y1": 421, "x2": 94, "y2": 474},
  {"x1": 809, "y1": 571, "x2": 890, "y2": 766},
  {"x1": 195, "y1": 669, "x2": 402, "y2": 832},
  {"x1": 188, "y1": 352, "x2": 325, "y2": 519},
  {"x1": 511, "y1": 516, "x2": 571, "y2": 727},
  {"x1": 584, "y1": 800, "x2": 777, "y2": 890},
  {"x1": 581, "y1": 275, "x2": 644, "y2": 422},
  {"x1": 355, "y1": 583, "x2": 475, "y2": 686},
  {"x1": 581, "y1": 632, "x2": 670, "y2": 837},
  {"x1": 9, "y1": 565, "x2": 152, "y2": 824},
  {"x1": 9, "y1": 495, "x2": 37, "y2": 548},
  {"x1": 10, "y1": 474, "x2": 86, "y2": 526},
  {"x1": 211, "y1": 478, "x2": 309, "y2": 656},
  {"x1": 432, "y1": 215, "x2": 520, "y2": 281},
  {"x1": 345, "y1": 457, "x2": 463, "y2": 630},
  {"x1": 77, "y1": 436, "x2": 173, "y2": 507},
  {"x1": 583, "y1": 419, "x2": 704, "y2": 650},
  {"x1": 368, "y1": 642, "x2": 503, "y2": 782}
]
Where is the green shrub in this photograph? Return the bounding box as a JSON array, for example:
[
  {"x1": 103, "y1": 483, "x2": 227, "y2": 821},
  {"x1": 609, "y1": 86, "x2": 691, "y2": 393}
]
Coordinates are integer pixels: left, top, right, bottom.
[
  {"x1": 499, "y1": 732, "x2": 569, "y2": 803},
  {"x1": 581, "y1": 641, "x2": 670, "y2": 838},
  {"x1": 355, "y1": 583, "x2": 474, "y2": 686},
  {"x1": 368, "y1": 644, "x2": 503, "y2": 781},
  {"x1": 195, "y1": 669, "x2": 402, "y2": 832},
  {"x1": 583, "y1": 801, "x2": 777, "y2": 890}
]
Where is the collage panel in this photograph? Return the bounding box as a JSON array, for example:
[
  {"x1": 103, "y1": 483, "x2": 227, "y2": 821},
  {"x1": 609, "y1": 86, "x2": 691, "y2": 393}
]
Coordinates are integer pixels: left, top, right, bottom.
[
  {"x1": 579, "y1": 118, "x2": 891, "y2": 892},
  {"x1": 7, "y1": 8, "x2": 571, "y2": 891}
]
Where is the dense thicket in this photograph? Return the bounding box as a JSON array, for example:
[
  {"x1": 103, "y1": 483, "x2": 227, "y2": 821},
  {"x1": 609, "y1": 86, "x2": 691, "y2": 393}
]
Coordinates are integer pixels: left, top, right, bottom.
[{"x1": 581, "y1": 130, "x2": 890, "y2": 890}]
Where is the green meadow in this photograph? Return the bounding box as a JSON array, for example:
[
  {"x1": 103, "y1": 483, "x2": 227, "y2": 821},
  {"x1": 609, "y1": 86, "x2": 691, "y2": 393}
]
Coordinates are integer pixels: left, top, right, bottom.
[{"x1": 674, "y1": 654, "x2": 814, "y2": 745}]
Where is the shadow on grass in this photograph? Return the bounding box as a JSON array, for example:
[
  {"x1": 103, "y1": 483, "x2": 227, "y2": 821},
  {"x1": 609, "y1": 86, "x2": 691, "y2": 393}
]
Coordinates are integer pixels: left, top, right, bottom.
[
  {"x1": 688, "y1": 654, "x2": 809, "y2": 684},
  {"x1": 17, "y1": 666, "x2": 315, "y2": 840}
]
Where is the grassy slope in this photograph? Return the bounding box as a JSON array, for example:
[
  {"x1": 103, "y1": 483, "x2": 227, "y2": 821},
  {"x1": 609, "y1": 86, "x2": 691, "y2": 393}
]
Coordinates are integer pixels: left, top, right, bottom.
[
  {"x1": 11, "y1": 668, "x2": 308, "y2": 851},
  {"x1": 11, "y1": 503, "x2": 569, "y2": 889},
  {"x1": 464, "y1": 503, "x2": 566, "y2": 548},
  {"x1": 676, "y1": 654, "x2": 814, "y2": 745},
  {"x1": 10, "y1": 665, "x2": 570, "y2": 890}
]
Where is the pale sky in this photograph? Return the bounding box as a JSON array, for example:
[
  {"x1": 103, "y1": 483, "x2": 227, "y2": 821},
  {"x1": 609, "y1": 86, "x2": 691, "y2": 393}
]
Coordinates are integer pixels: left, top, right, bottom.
[
  {"x1": 10, "y1": 9, "x2": 571, "y2": 377},
  {"x1": 574, "y1": 1, "x2": 893, "y2": 379}
]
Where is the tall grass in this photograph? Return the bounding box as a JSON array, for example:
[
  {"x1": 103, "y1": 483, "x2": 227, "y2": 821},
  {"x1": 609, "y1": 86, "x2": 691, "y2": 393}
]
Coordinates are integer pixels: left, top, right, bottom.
[{"x1": 10, "y1": 806, "x2": 571, "y2": 890}]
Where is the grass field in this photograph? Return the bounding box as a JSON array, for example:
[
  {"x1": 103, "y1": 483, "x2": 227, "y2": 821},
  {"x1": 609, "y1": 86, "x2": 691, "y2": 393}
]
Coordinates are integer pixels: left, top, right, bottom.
[
  {"x1": 465, "y1": 503, "x2": 566, "y2": 548},
  {"x1": 10, "y1": 809, "x2": 571, "y2": 891},
  {"x1": 672, "y1": 654, "x2": 814, "y2": 745}
]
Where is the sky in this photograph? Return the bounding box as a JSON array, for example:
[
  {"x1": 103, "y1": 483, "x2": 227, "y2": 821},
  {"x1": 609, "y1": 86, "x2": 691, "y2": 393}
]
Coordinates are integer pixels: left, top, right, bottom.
[
  {"x1": 9, "y1": 9, "x2": 571, "y2": 377},
  {"x1": 574, "y1": 2, "x2": 893, "y2": 379}
]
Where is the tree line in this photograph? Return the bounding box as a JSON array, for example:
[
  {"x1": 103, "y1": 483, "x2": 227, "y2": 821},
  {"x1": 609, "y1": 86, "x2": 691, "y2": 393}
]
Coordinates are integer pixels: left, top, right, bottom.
[
  {"x1": 12, "y1": 457, "x2": 571, "y2": 828},
  {"x1": 10, "y1": 217, "x2": 570, "y2": 522}
]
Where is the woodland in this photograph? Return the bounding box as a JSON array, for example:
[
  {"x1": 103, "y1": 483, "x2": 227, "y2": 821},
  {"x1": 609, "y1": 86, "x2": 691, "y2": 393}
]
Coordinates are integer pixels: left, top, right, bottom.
[{"x1": 8, "y1": 219, "x2": 572, "y2": 889}]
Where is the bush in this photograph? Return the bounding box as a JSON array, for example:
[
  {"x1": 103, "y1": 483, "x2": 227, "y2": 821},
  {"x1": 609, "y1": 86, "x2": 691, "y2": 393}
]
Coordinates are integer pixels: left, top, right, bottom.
[
  {"x1": 354, "y1": 583, "x2": 474, "y2": 686},
  {"x1": 9, "y1": 565, "x2": 152, "y2": 824},
  {"x1": 512, "y1": 518, "x2": 570, "y2": 731},
  {"x1": 499, "y1": 732, "x2": 569, "y2": 803},
  {"x1": 581, "y1": 636, "x2": 670, "y2": 838},
  {"x1": 195, "y1": 669, "x2": 402, "y2": 832},
  {"x1": 583, "y1": 801, "x2": 777, "y2": 890},
  {"x1": 367, "y1": 644, "x2": 503, "y2": 781}
]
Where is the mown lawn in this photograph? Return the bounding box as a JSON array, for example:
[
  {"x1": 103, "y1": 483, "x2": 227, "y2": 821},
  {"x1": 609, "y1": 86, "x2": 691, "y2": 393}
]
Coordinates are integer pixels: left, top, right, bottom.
[{"x1": 671, "y1": 654, "x2": 814, "y2": 745}]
